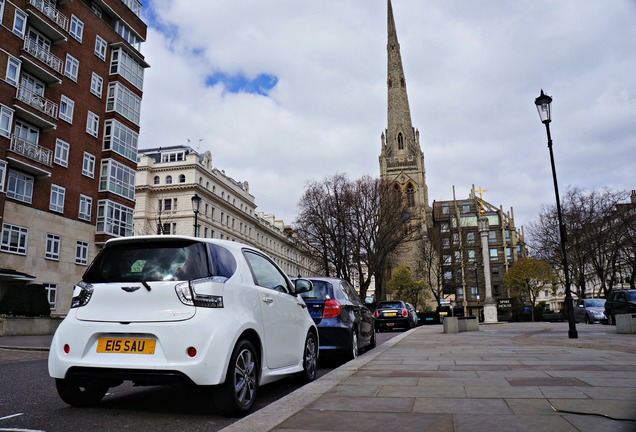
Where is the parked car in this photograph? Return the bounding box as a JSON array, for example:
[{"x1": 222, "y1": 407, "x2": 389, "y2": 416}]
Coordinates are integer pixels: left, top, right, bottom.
[
  {"x1": 374, "y1": 300, "x2": 418, "y2": 331},
  {"x1": 295, "y1": 277, "x2": 375, "y2": 361},
  {"x1": 605, "y1": 289, "x2": 636, "y2": 325},
  {"x1": 573, "y1": 298, "x2": 606, "y2": 324},
  {"x1": 540, "y1": 307, "x2": 564, "y2": 322},
  {"x1": 48, "y1": 236, "x2": 319, "y2": 417}
]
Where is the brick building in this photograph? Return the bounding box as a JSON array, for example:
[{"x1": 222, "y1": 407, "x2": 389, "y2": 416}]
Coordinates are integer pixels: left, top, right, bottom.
[{"x1": 0, "y1": 0, "x2": 148, "y2": 313}]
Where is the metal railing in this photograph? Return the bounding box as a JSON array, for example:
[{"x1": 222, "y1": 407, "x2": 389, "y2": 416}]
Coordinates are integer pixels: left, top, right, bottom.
[
  {"x1": 9, "y1": 135, "x2": 53, "y2": 166},
  {"x1": 29, "y1": 0, "x2": 69, "y2": 32},
  {"x1": 16, "y1": 85, "x2": 58, "y2": 119},
  {"x1": 23, "y1": 39, "x2": 64, "y2": 74}
]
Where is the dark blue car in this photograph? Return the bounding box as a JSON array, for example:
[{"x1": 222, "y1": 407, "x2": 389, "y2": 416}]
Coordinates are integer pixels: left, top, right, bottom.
[{"x1": 295, "y1": 277, "x2": 375, "y2": 361}]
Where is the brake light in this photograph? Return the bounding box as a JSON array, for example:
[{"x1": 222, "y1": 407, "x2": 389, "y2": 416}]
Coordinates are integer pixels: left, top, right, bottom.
[
  {"x1": 323, "y1": 299, "x2": 342, "y2": 318},
  {"x1": 175, "y1": 281, "x2": 224, "y2": 308},
  {"x1": 70, "y1": 281, "x2": 93, "y2": 308},
  {"x1": 401, "y1": 309, "x2": 408, "y2": 317},
  {"x1": 373, "y1": 310, "x2": 379, "y2": 318}
]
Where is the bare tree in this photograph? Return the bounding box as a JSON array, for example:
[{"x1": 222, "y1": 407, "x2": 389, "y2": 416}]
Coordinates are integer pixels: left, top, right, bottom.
[
  {"x1": 417, "y1": 226, "x2": 444, "y2": 305},
  {"x1": 294, "y1": 175, "x2": 410, "y2": 300}
]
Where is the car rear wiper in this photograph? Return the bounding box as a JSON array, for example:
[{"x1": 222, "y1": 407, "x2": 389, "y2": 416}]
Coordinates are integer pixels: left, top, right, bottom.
[{"x1": 112, "y1": 277, "x2": 152, "y2": 291}]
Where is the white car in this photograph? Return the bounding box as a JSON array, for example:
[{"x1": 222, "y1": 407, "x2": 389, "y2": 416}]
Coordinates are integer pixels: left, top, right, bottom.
[{"x1": 49, "y1": 235, "x2": 318, "y2": 417}]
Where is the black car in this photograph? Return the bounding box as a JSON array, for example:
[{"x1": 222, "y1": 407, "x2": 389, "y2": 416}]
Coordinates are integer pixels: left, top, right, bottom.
[
  {"x1": 374, "y1": 300, "x2": 418, "y2": 332},
  {"x1": 605, "y1": 289, "x2": 636, "y2": 325},
  {"x1": 296, "y1": 277, "x2": 375, "y2": 361}
]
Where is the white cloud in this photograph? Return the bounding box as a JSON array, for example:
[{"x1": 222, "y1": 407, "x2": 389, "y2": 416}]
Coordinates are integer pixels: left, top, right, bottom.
[{"x1": 138, "y1": 0, "x2": 636, "y2": 230}]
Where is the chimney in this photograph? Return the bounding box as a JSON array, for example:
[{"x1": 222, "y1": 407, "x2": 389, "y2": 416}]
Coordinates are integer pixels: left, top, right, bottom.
[{"x1": 631, "y1": 190, "x2": 636, "y2": 204}]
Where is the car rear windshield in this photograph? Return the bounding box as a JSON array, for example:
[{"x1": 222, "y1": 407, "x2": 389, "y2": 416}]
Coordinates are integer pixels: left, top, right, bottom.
[
  {"x1": 377, "y1": 302, "x2": 403, "y2": 309},
  {"x1": 584, "y1": 299, "x2": 605, "y2": 307},
  {"x1": 83, "y1": 240, "x2": 236, "y2": 283},
  {"x1": 300, "y1": 280, "x2": 333, "y2": 300}
]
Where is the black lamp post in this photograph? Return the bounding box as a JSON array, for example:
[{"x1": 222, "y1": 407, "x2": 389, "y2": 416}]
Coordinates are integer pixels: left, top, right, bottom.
[
  {"x1": 534, "y1": 90, "x2": 578, "y2": 339},
  {"x1": 191, "y1": 193, "x2": 201, "y2": 237}
]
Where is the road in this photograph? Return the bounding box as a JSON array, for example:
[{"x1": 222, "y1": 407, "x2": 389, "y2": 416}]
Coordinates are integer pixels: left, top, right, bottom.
[{"x1": 0, "y1": 330, "x2": 400, "y2": 431}]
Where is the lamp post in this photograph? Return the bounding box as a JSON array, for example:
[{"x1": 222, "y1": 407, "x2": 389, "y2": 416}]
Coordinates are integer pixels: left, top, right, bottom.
[
  {"x1": 191, "y1": 193, "x2": 201, "y2": 237},
  {"x1": 534, "y1": 90, "x2": 577, "y2": 339}
]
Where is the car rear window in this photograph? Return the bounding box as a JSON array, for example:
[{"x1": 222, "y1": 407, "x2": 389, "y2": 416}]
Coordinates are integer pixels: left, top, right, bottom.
[
  {"x1": 300, "y1": 280, "x2": 332, "y2": 300},
  {"x1": 627, "y1": 291, "x2": 636, "y2": 301},
  {"x1": 83, "y1": 240, "x2": 235, "y2": 283},
  {"x1": 377, "y1": 302, "x2": 403, "y2": 309}
]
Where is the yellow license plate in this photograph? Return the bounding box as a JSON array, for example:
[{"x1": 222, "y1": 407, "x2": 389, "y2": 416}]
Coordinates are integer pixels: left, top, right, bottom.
[
  {"x1": 97, "y1": 338, "x2": 156, "y2": 354},
  {"x1": 384, "y1": 312, "x2": 397, "y2": 317}
]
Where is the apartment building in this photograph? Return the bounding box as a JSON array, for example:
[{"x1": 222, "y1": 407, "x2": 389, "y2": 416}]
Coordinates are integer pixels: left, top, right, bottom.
[
  {"x1": 135, "y1": 145, "x2": 319, "y2": 278},
  {"x1": 0, "y1": 0, "x2": 148, "y2": 313},
  {"x1": 431, "y1": 187, "x2": 526, "y2": 320}
]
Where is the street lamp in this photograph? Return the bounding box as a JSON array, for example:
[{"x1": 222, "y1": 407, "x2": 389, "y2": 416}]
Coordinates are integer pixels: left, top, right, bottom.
[
  {"x1": 534, "y1": 89, "x2": 578, "y2": 339},
  {"x1": 191, "y1": 193, "x2": 201, "y2": 237}
]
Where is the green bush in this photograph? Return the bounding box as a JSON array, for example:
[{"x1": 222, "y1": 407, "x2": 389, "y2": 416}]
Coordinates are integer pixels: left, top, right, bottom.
[{"x1": 0, "y1": 284, "x2": 51, "y2": 317}]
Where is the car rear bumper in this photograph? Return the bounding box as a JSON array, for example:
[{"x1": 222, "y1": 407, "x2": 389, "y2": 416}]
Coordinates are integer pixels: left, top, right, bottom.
[
  {"x1": 317, "y1": 323, "x2": 351, "y2": 352},
  {"x1": 48, "y1": 312, "x2": 242, "y2": 386},
  {"x1": 375, "y1": 317, "x2": 410, "y2": 330}
]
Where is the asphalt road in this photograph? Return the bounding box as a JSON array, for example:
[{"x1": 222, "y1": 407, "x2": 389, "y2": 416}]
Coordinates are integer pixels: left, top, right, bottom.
[{"x1": 0, "y1": 331, "x2": 399, "y2": 432}]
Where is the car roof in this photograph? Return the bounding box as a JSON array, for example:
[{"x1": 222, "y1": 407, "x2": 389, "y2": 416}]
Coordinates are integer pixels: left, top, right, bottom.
[
  {"x1": 104, "y1": 235, "x2": 258, "y2": 254},
  {"x1": 298, "y1": 276, "x2": 344, "y2": 283}
]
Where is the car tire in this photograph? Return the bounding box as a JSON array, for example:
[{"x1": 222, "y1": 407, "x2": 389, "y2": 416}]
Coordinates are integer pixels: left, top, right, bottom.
[
  {"x1": 346, "y1": 330, "x2": 359, "y2": 361},
  {"x1": 213, "y1": 339, "x2": 258, "y2": 417},
  {"x1": 608, "y1": 314, "x2": 615, "y2": 325},
  {"x1": 295, "y1": 332, "x2": 318, "y2": 383},
  {"x1": 55, "y1": 378, "x2": 108, "y2": 407},
  {"x1": 368, "y1": 326, "x2": 377, "y2": 350}
]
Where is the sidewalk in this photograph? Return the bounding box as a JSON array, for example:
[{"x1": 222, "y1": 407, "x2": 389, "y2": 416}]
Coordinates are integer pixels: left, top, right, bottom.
[
  {"x1": 2, "y1": 323, "x2": 635, "y2": 432},
  {"x1": 223, "y1": 322, "x2": 636, "y2": 432}
]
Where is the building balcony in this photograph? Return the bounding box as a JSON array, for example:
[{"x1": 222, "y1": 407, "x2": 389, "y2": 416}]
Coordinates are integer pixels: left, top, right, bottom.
[
  {"x1": 15, "y1": 86, "x2": 58, "y2": 120},
  {"x1": 9, "y1": 135, "x2": 53, "y2": 167},
  {"x1": 22, "y1": 39, "x2": 64, "y2": 76},
  {"x1": 26, "y1": 0, "x2": 69, "y2": 43}
]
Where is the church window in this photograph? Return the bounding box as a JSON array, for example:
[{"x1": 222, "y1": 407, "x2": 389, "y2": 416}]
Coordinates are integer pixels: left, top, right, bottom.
[
  {"x1": 398, "y1": 133, "x2": 404, "y2": 150},
  {"x1": 406, "y1": 183, "x2": 415, "y2": 207}
]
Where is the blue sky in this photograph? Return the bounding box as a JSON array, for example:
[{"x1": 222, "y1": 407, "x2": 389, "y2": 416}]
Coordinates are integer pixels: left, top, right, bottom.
[{"x1": 137, "y1": 0, "x2": 636, "y2": 229}]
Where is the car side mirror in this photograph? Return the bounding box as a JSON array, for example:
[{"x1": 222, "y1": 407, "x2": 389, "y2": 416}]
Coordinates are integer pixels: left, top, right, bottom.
[{"x1": 292, "y1": 278, "x2": 313, "y2": 295}]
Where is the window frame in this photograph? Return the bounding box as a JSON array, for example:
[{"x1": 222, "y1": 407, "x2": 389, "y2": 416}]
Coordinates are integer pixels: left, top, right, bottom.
[
  {"x1": 6, "y1": 170, "x2": 34, "y2": 203},
  {"x1": 90, "y1": 72, "x2": 103, "y2": 97},
  {"x1": 79, "y1": 194, "x2": 92, "y2": 221},
  {"x1": 69, "y1": 15, "x2": 84, "y2": 42},
  {"x1": 1, "y1": 223, "x2": 28, "y2": 255},
  {"x1": 82, "y1": 152, "x2": 96, "y2": 178},
  {"x1": 94, "y1": 35, "x2": 107, "y2": 60},
  {"x1": 54, "y1": 139, "x2": 70, "y2": 167},
  {"x1": 49, "y1": 184, "x2": 65, "y2": 213},
  {"x1": 13, "y1": 8, "x2": 27, "y2": 38},
  {"x1": 58, "y1": 95, "x2": 74, "y2": 123},
  {"x1": 45, "y1": 233, "x2": 61, "y2": 260},
  {"x1": 75, "y1": 241, "x2": 89, "y2": 265},
  {"x1": 86, "y1": 111, "x2": 99, "y2": 137}
]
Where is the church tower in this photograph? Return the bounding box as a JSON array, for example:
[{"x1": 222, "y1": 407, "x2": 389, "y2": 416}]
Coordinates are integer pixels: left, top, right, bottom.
[{"x1": 379, "y1": 0, "x2": 431, "y2": 261}]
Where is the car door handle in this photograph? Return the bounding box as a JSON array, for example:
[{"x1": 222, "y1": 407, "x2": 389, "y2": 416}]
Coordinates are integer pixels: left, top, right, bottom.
[{"x1": 262, "y1": 297, "x2": 274, "y2": 304}]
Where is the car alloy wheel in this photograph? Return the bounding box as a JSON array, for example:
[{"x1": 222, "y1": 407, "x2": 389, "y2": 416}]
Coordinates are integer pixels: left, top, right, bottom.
[
  {"x1": 213, "y1": 339, "x2": 258, "y2": 417},
  {"x1": 347, "y1": 330, "x2": 359, "y2": 361},
  {"x1": 296, "y1": 332, "x2": 318, "y2": 383}
]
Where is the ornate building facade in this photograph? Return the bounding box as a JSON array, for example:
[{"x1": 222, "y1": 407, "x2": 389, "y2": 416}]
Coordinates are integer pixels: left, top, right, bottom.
[{"x1": 135, "y1": 146, "x2": 318, "y2": 278}]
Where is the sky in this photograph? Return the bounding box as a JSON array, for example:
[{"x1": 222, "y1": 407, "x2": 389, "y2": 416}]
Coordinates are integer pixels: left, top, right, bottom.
[{"x1": 137, "y1": 0, "x2": 636, "y2": 232}]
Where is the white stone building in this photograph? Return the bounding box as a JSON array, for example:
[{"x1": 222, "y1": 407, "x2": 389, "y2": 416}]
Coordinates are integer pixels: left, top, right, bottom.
[{"x1": 135, "y1": 146, "x2": 318, "y2": 277}]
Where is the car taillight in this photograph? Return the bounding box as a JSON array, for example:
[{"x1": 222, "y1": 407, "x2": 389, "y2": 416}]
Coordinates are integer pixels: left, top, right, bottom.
[
  {"x1": 70, "y1": 281, "x2": 93, "y2": 308},
  {"x1": 175, "y1": 281, "x2": 223, "y2": 308},
  {"x1": 401, "y1": 309, "x2": 408, "y2": 317},
  {"x1": 373, "y1": 310, "x2": 379, "y2": 318},
  {"x1": 323, "y1": 299, "x2": 341, "y2": 318}
]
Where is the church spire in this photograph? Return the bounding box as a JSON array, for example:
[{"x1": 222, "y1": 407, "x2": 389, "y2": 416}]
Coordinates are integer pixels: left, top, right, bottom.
[{"x1": 387, "y1": 0, "x2": 415, "y2": 151}]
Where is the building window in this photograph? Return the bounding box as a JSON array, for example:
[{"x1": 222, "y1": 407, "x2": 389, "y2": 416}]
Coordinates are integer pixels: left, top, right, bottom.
[
  {"x1": 86, "y1": 111, "x2": 99, "y2": 137},
  {"x1": 114, "y1": 20, "x2": 141, "y2": 50},
  {"x1": 69, "y1": 15, "x2": 84, "y2": 42},
  {"x1": 461, "y1": 201, "x2": 470, "y2": 213},
  {"x1": 153, "y1": 176, "x2": 160, "y2": 185},
  {"x1": 99, "y1": 159, "x2": 135, "y2": 199},
  {"x1": 490, "y1": 248, "x2": 498, "y2": 261},
  {"x1": 58, "y1": 96, "x2": 74, "y2": 123},
  {"x1": 441, "y1": 223, "x2": 449, "y2": 232},
  {"x1": 14, "y1": 120, "x2": 39, "y2": 144},
  {"x1": 466, "y1": 232, "x2": 475, "y2": 244},
  {"x1": 103, "y1": 119, "x2": 138, "y2": 162},
  {"x1": 94, "y1": 35, "x2": 107, "y2": 60},
  {"x1": 0, "y1": 223, "x2": 28, "y2": 255},
  {"x1": 442, "y1": 237, "x2": 450, "y2": 249},
  {"x1": 44, "y1": 283, "x2": 57, "y2": 309},
  {"x1": 492, "y1": 266, "x2": 500, "y2": 275},
  {"x1": 13, "y1": 9, "x2": 27, "y2": 38},
  {"x1": 506, "y1": 247, "x2": 512, "y2": 260},
  {"x1": 5, "y1": 56, "x2": 21, "y2": 87},
  {"x1": 64, "y1": 54, "x2": 79, "y2": 81},
  {"x1": 79, "y1": 194, "x2": 92, "y2": 221},
  {"x1": 0, "y1": 161, "x2": 6, "y2": 191},
  {"x1": 158, "y1": 198, "x2": 175, "y2": 212},
  {"x1": 7, "y1": 170, "x2": 34, "y2": 203},
  {"x1": 161, "y1": 151, "x2": 185, "y2": 163},
  {"x1": 0, "y1": 105, "x2": 14, "y2": 137},
  {"x1": 406, "y1": 184, "x2": 415, "y2": 207},
  {"x1": 90, "y1": 72, "x2": 103, "y2": 97},
  {"x1": 45, "y1": 233, "x2": 61, "y2": 260},
  {"x1": 179, "y1": 174, "x2": 185, "y2": 183},
  {"x1": 110, "y1": 48, "x2": 144, "y2": 90},
  {"x1": 96, "y1": 200, "x2": 133, "y2": 236},
  {"x1": 165, "y1": 175, "x2": 172, "y2": 184},
  {"x1": 452, "y1": 233, "x2": 459, "y2": 245},
  {"x1": 82, "y1": 152, "x2": 96, "y2": 178},
  {"x1": 49, "y1": 184, "x2": 65, "y2": 213},
  {"x1": 91, "y1": 3, "x2": 102, "y2": 17},
  {"x1": 54, "y1": 139, "x2": 69, "y2": 167},
  {"x1": 488, "y1": 231, "x2": 497, "y2": 244},
  {"x1": 75, "y1": 241, "x2": 89, "y2": 265},
  {"x1": 106, "y1": 82, "x2": 141, "y2": 125},
  {"x1": 397, "y1": 133, "x2": 404, "y2": 150},
  {"x1": 158, "y1": 223, "x2": 176, "y2": 235},
  {"x1": 467, "y1": 249, "x2": 476, "y2": 262}
]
